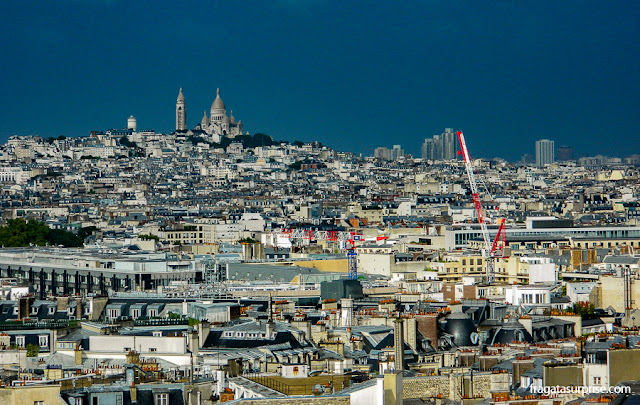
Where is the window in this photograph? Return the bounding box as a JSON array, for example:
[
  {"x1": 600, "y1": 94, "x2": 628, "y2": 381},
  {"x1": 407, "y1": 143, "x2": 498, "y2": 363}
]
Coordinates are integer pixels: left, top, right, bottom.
[
  {"x1": 16, "y1": 336, "x2": 25, "y2": 347},
  {"x1": 150, "y1": 348, "x2": 157, "y2": 352},
  {"x1": 156, "y1": 393, "x2": 169, "y2": 405},
  {"x1": 39, "y1": 335, "x2": 49, "y2": 348},
  {"x1": 34, "y1": 402, "x2": 44, "y2": 405},
  {"x1": 587, "y1": 353, "x2": 596, "y2": 363},
  {"x1": 594, "y1": 377, "x2": 601, "y2": 385},
  {"x1": 152, "y1": 331, "x2": 162, "y2": 337}
]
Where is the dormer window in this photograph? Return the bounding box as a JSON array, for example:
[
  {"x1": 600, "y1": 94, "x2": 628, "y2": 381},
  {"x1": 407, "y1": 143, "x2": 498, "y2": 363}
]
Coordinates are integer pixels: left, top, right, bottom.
[
  {"x1": 15, "y1": 336, "x2": 25, "y2": 347},
  {"x1": 39, "y1": 335, "x2": 49, "y2": 348},
  {"x1": 48, "y1": 307, "x2": 55, "y2": 315}
]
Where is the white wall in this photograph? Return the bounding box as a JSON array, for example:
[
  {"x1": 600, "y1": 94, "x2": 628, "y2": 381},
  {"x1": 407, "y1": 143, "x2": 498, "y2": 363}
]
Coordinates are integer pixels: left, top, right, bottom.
[
  {"x1": 350, "y1": 378, "x2": 384, "y2": 405},
  {"x1": 89, "y1": 335, "x2": 186, "y2": 354}
]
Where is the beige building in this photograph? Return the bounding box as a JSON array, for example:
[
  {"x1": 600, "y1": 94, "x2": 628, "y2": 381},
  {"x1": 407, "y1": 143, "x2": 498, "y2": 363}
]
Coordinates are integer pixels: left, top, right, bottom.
[
  {"x1": 0, "y1": 385, "x2": 66, "y2": 405},
  {"x1": 591, "y1": 275, "x2": 640, "y2": 312}
]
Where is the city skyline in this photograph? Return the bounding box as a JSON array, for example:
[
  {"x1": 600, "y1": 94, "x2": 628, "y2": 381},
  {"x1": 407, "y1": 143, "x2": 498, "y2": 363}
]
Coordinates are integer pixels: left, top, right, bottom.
[{"x1": 1, "y1": 1, "x2": 639, "y2": 161}]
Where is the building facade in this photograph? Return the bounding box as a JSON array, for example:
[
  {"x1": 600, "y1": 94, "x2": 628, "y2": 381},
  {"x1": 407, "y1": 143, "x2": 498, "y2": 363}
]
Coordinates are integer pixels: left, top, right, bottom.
[{"x1": 535, "y1": 139, "x2": 554, "y2": 167}]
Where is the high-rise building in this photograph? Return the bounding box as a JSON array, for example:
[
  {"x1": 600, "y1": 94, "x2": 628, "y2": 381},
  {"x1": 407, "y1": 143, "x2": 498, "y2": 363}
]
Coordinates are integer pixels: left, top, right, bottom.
[
  {"x1": 556, "y1": 145, "x2": 574, "y2": 161},
  {"x1": 391, "y1": 145, "x2": 404, "y2": 161},
  {"x1": 176, "y1": 88, "x2": 187, "y2": 131},
  {"x1": 422, "y1": 128, "x2": 457, "y2": 161},
  {"x1": 442, "y1": 128, "x2": 456, "y2": 160},
  {"x1": 535, "y1": 139, "x2": 555, "y2": 167},
  {"x1": 374, "y1": 147, "x2": 392, "y2": 160},
  {"x1": 421, "y1": 138, "x2": 434, "y2": 159}
]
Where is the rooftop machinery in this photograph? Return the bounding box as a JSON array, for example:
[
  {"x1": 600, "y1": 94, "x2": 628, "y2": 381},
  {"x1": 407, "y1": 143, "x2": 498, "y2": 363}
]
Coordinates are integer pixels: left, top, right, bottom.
[
  {"x1": 267, "y1": 229, "x2": 367, "y2": 279},
  {"x1": 457, "y1": 131, "x2": 507, "y2": 283}
]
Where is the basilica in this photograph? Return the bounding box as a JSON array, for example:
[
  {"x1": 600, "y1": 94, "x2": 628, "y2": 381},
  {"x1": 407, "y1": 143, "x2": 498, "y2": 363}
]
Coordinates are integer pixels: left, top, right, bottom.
[{"x1": 175, "y1": 88, "x2": 245, "y2": 143}]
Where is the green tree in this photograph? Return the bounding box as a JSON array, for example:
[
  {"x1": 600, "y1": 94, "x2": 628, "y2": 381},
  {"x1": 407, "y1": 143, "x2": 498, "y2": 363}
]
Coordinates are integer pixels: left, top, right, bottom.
[
  {"x1": 0, "y1": 219, "x2": 84, "y2": 248},
  {"x1": 288, "y1": 161, "x2": 302, "y2": 171},
  {"x1": 119, "y1": 136, "x2": 138, "y2": 148},
  {"x1": 26, "y1": 344, "x2": 39, "y2": 357}
]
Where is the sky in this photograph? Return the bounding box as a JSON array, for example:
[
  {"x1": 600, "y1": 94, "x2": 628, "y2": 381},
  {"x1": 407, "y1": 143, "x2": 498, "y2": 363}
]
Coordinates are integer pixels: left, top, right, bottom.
[{"x1": 1, "y1": 1, "x2": 639, "y2": 161}]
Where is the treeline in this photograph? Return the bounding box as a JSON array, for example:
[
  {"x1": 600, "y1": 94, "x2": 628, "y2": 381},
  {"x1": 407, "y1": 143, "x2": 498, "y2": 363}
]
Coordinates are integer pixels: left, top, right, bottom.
[
  {"x1": 0, "y1": 219, "x2": 95, "y2": 248},
  {"x1": 187, "y1": 133, "x2": 310, "y2": 150}
]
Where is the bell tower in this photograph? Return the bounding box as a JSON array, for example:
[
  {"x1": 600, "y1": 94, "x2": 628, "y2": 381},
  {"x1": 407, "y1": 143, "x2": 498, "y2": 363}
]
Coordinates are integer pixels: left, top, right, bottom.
[{"x1": 176, "y1": 88, "x2": 187, "y2": 131}]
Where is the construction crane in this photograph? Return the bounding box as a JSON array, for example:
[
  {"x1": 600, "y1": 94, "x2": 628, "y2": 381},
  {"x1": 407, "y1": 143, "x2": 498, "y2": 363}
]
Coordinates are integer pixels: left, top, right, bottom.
[{"x1": 457, "y1": 131, "x2": 507, "y2": 283}]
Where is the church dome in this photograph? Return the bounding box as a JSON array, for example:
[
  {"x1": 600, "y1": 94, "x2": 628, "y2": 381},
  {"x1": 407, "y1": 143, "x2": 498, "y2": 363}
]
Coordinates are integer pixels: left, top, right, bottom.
[
  {"x1": 211, "y1": 88, "x2": 226, "y2": 111},
  {"x1": 177, "y1": 87, "x2": 185, "y2": 102},
  {"x1": 229, "y1": 110, "x2": 236, "y2": 124}
]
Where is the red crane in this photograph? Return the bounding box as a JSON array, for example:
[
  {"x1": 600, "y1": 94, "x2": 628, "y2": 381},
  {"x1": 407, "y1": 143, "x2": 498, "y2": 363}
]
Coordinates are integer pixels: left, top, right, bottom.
[{"x1": 457, "y1": 131, "x2": 507, "y2": 283}]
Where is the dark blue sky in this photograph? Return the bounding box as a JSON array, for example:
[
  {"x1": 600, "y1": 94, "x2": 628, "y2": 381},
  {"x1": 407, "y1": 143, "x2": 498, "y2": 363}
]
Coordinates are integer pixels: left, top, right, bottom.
[{"x1": 2, "y1": 1, "x2": 639, "y2": 161}]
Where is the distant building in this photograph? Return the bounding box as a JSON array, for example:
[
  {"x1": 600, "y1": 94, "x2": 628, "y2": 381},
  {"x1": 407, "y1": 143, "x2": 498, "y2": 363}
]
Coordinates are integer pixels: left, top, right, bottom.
[
  {"x1": 374, "y1": 147, "x2": 392, "y2": 160},
  {"x1": 421, "y1": 128, "x2": 457, "y2": 160},
  {"x1": 556, "y1": 145, "x2": 573, "y2": 161},
  {"x1": 535, "y1": 139, "x2": 554, "y2": 167},
  {"x1": 391, "y1": 145, "x2": 404, "y2": 160}
]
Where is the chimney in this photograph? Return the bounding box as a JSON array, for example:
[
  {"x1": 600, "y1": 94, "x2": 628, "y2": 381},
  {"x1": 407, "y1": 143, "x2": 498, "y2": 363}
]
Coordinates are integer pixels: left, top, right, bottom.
[
  {"x1": 130, "y1": 386, "x2": 137, "y2": 403},
  {"x1": 576, "y1": 337, "x2": 584, "y2": 357},
  {"x1": 383, "y1": 371, "x2": 403, "y2": 405},
  {"x1": 266, "y1": 320, "x2": 274, "y2": 339},
  {"x1": 189, "y1": 329, "x2": 199, "y2": 355},
  {"x1": 75, "y1": 298, "x2": 83, "y2": 320},
  {"x1": 394, "y1": 318, "x2": 404, "y2": 371},
  {"x1": 198, "y1": 320, "x2": 211, "y2": 347},
  {"x1": 415, "y1": 314, "x2": 439, "y2": 349},
  {"x1": 75, "y1": 347, "x2": 84, "y2": 365},
  {"x1": 56, "y1": 296, "x2": 70, "y2": 311}
]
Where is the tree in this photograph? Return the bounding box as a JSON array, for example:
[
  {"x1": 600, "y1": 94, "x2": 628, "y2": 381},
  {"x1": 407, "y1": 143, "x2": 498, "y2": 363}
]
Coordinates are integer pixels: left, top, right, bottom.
[
  {"x1": 0, "y1": 219, "x2": 84, "y2": 248},
  {"x1": 288, "y1": 161, "x2": 302, "y2": 171},
  {"x1": 26, "y1": 344, "x2": 39, "y2": 357},
  {"x1": 238, "y1": 237, "x2": 258, "y2": 244},
  {"x1": 119, "y1": 136, "x2": 138, "y2": 148},
  {"x1": 573, "y1": 302, "x2": 596, "y2": 317}
]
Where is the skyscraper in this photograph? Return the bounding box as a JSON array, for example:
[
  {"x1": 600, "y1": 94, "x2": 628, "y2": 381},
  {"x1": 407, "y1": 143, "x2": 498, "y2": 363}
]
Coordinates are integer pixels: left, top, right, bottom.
[
  {"x1": 442, "y1": 128, "x2": 456, "y2": 160},
  {"x1": 391, "y1": 145, "x2": 404, "y2": 161},
  {"x1": 535, "y1": 139, "x2": 555, "y2": 167},
  {"x1": 556, "y1": 145, "x2": 574, "y2": 161},
  {"x1": 176, "y1": 88, "x2": 187, "y2": 131},
  {"x1": 421, "y1": 138, "x2": 434, "y2": 159},
  {"x1": 421, "y1": 128, "x2": 457, "y2": 161}
]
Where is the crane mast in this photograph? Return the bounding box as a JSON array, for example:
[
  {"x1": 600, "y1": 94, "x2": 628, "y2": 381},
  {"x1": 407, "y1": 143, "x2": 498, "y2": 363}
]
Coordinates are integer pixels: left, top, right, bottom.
[{"x1": 457, "y1": 131, "x2": 495, "y2": 283}]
